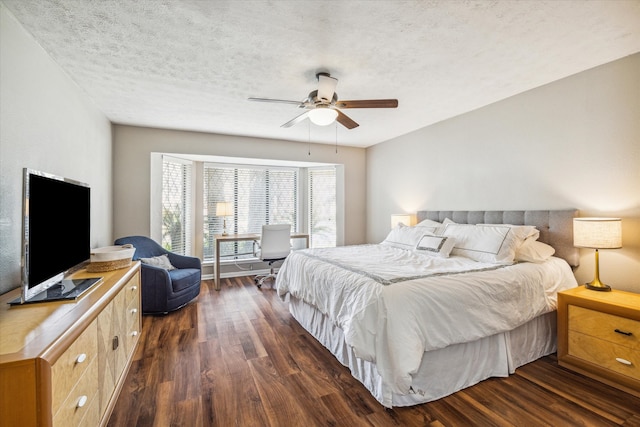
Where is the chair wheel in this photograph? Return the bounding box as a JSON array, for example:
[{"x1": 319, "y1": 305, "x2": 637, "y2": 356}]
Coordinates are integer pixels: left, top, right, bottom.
[{"x1": 257, "y1": 284, "x2": 262, "y2": 289}]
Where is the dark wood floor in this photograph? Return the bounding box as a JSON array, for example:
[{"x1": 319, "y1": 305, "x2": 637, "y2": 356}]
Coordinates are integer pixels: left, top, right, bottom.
[{"x1": 109, "y1": 277, "x2": 640, "y2": 427}]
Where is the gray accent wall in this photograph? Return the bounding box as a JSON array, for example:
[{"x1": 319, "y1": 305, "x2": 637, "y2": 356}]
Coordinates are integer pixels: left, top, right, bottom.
[
  {"x1": 367, "y1": 53, "x2": 640, "y2": 293},
  {"x1": 0, "y1": 5, "x2": 113, "y2": 295}
]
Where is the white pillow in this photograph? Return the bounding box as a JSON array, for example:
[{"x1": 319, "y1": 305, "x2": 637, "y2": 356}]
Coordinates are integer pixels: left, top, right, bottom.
[
  {"x1": 381, "y1": 224, "x2": 428, "y2": 250},
  {"x1": 140, "y1": 254, "x2": 176, "y2": 270},
  {"x1": 442, "y1": 224, "x2": 531, "y2": 264},
  {"x1": 478, "y1": 224, "x2": 540, "y2": 242},
  {"x1": 416, "y1": 219, "x2": 441, "y2": 228},
  {"x1": 514, "y1": 239, "x2": 555, "y2": 263},
  {"x1": 415, "y1": 234, "x2": 456, "y2": 258},
  {"x1": 415, "y1": 219, "x2": 444, "y2": 235}
]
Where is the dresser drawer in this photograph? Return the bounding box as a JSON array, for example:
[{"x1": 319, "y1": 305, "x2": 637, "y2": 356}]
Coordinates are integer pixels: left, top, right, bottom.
[
  {"x1": 569, "y1": 331, "x2": 639, "y2": 381},
  {"x1": 77, "y1": 391, "x2": 100, "y2": 427},
  {"x1": 124, "y1": 297, "x2": 141, "y2": 356},
  {"x1": 51, "y1": 319, "x2": 98, "y2": 413},
  {"x1": 52, "y1": 357, "x2": 99, "y2": 427},
  {"x1": 124, "y1": 272, "x2": 140, "y2": 307},
  {"x1": 569, "y1": 305, "x2": 640, "y2": 350}
]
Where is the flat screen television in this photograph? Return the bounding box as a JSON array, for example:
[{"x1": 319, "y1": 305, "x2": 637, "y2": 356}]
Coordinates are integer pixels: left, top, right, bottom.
[{"x1": 12, "y1": 168, "x2": 101, "y2": 305}]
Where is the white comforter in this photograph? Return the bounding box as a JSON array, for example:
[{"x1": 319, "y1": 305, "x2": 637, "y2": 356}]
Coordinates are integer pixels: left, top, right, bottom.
[{"x1": 276, "y1": 244, "x2": 577, "y2": 394}]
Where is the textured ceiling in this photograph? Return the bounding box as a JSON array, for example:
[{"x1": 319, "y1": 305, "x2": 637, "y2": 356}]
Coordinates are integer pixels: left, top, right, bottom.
[{"x1": 3, "y1": 0, "x2": 640, "y2": 148}]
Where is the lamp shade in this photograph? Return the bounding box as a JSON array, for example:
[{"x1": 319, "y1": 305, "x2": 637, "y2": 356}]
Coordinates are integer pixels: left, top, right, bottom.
[
  {"x1": 573, "y1": 218, "x2": 622, "y2": 249},
  {"x1": 308, "y1": 107, "x2": 338, "y2": 126},
  {"x1": 391, "y1": 214, "x2": 413, "y2": 229},
  {"x1": 216, "y1": 202, "x2": 233, "y2": 217}
]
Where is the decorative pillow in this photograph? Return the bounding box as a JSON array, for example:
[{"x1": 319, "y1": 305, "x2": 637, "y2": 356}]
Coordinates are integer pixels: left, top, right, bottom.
[
  {"x1": 140, "y1": 254, "x2": 176, "y2": 270},
  {"x1": 442, "y1": 224, "x2": 532, "y2": 264},
  {"x1": 514, "y1": 239, "x2": 555, "y2": 263},
  {"x1": 381, "y1": 224, "x2": 428, "y2": 250},
  {"x1": 415, "y1": 234, "x2": 456, "y2": 258}
]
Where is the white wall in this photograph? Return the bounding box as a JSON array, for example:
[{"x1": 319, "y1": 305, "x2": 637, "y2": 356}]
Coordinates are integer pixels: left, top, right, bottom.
[
  {"x1": 367, "y1": 53, "x2": 640, "y2": 293},
  {"x1": 0, "y1": 5, "x2": 113, "y2": 295},
  {"x1": 112, "y1": 125, "x2": 367, "y2": 247}
]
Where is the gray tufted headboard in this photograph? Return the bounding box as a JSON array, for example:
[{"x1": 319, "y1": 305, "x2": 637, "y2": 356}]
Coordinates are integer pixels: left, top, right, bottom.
[{"x1": 416, "y1": 210, "x2": 580, "y2": 267}]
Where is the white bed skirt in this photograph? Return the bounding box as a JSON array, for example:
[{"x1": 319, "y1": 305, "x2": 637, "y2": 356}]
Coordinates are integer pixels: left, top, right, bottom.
[{"x1": 288, "y1": 295, "x2": 557, "y2": 408}]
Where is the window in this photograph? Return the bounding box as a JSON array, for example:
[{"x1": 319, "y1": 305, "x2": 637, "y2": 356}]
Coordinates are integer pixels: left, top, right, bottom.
[
  {"x1": 161, "y1": 156, "x2": 192, "y2": 255},
  {"x1": 203, "y1": 164, "x2": 299, "y2": 260},
  {"x1": 309, "y1": 167, "x2": 336, "y2": 248},
  {"x1": 158, "y1": 156, "x2": 338, "y2": 263}
]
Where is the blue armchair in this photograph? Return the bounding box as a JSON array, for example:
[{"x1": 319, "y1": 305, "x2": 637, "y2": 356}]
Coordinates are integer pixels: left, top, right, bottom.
[{"x1": 114, "y1": 236, "x2": 201, "y2": 314}]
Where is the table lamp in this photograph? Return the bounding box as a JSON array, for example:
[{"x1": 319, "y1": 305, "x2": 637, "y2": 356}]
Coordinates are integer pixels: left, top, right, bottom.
[
  {"x1": 573, "y1": 217, "x2": 622, "y2": 291},
  {"x1": 216, "y1": 202, "x2": 233, "y2": 236},
  {"x1": 391, "y1": 213, "x2": 413, "y2": 229}
]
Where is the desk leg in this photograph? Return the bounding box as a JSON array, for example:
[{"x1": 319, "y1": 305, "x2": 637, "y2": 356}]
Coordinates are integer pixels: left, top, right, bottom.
[{"x1": 215, "y1": 239, "x2": 221, "y2": 291}]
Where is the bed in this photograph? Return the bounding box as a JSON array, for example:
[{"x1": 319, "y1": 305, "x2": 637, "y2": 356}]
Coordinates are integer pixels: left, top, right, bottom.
[{"x1": 276, "y1": 210, "x2": 580, "y2": 407}]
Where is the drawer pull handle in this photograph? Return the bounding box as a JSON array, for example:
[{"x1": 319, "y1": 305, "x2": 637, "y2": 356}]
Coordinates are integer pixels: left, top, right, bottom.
[
  {"x1": 131, "y1": 308, "x2": 138, "y2": 314},
  {"x1": 616, "y1": 357, "x2": 632, "y2": 366},
  {"x1": 131, "y1": 331, "x2": 138, "y2": 337},
  {"x1": 131, "y1": 286, "x2": 138, "y2": 291},
  {"x1": 614, "y1": 329, "x2": 633, "y2": 336},
  {"x1": 112, "y1": 335, "x2": 119, "y2": 351},
  {"x1": 76, "y1": 395, "x2": 88, "y2": 408},
  {"x1": 75, "y1": 353, "x2": 87, "y2": 364}
]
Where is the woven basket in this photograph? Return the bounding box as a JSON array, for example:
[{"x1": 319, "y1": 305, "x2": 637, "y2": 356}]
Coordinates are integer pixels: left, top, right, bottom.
[
  {"x1": 87, "y1": 244, "x2": 135, "y2": 272},
  {"x1": 87, "y1": 258, "x2": 132, "y2": 272}
]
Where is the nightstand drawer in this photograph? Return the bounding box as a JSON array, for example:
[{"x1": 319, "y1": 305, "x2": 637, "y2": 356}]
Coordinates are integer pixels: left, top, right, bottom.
[
  {"x1": 569, "y1": 305, "x2": 640, "y2": 350},
  {"x1": 569, "y1": 332, "x2": 639, "y2": 381}
]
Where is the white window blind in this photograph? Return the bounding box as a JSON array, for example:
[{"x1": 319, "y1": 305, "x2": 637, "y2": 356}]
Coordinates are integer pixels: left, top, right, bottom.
[
  {"x1": 161, "y1": 157, "x2": 192, "y2": 255},
  {"x1": 203, "y1": 164, "x2": 298, "y2": 260},
  {"x1": 309, "y1": 167, "x2": 336, "y2": 248}
]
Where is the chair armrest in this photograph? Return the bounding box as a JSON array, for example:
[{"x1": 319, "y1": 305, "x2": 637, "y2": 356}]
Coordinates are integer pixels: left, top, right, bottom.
[
  {"x1": 167, "y1": 253, "x2": 201, "y2": 270},
  {"x1": 140, "y1": 263, "x2": 172, "y2": 294}
]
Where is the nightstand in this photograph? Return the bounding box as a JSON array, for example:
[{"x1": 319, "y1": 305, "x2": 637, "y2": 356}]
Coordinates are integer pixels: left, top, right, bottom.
[{"x1": 557, "y1": 286, "x2": 640, "y2": 397}]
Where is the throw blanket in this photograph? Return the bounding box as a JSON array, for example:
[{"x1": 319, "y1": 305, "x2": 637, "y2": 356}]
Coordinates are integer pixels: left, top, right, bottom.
[{"x1": 276, "y1": 244, "x2": 577, "y2": 394}]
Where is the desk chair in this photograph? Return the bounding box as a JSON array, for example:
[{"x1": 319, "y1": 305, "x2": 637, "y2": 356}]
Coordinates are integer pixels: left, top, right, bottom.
[{"x1": 254, "y1": 224, "x2": 291, "y2": 288}]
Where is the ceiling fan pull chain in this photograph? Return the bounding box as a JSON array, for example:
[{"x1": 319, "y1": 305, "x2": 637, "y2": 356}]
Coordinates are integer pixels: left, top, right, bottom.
[
  {"x1": 308, "y1": 120, "x2": 311, "y2": 156},
  {"x1": 335, "y1": 122, "x2": 338, "y2": 154}
]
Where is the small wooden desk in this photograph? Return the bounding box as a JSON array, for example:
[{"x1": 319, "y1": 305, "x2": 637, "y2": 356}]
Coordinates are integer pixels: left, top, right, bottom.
[{"x1": 214, "y1": 232, "x2": 309, "y2": 290}]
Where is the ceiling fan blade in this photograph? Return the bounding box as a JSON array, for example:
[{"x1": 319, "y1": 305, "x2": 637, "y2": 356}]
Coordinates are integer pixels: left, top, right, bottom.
[
  {"x1": 281, "y1": 111, "x2": 310, "y2": 128},
  {"x1": 336, "y1": 110, "x2": 359, "y2": 129},
  {"x1": 317, "y1": 74, "x2": 338, "y2": 103},
  {"x1": 248, "y1": 97, "x2": 304, "y2": 107},
  {"x1": 336, "y1": 99, "x2": 398, "y2": 109}
]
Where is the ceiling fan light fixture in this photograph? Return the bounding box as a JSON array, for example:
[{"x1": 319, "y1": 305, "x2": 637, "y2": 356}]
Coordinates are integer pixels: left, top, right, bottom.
[{"x1": 308, "y1": 107, "x2": 338, "y2": 126}]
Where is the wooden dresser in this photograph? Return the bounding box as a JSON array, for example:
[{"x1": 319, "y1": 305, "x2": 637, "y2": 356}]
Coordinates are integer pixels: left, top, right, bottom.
[
  {"x1": 557, "y1": 285, "x2": 640, "y2": 397},
  {"x1": 0, "y1": 262, "x2": 141, "y2": 427}
]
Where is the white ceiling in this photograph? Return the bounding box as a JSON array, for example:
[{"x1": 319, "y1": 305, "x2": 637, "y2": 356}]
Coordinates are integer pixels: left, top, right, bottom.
[{"x1": 3, "y1": 0, "x2": 640, "y2": 148}]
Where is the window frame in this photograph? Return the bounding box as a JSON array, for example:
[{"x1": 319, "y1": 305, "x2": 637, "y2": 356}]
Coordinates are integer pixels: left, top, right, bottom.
[{"x1": 151, "y1": 154, "x2": 344, "y2": 265}]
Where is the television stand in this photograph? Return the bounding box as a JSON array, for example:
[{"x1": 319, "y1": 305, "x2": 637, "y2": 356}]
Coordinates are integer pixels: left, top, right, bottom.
[
  {"x1": 8, "y1": 277, "x2": 103, "y2": 305},
  {"x1": 0, "y1": 263, "x2": 141, "y2": 426}
]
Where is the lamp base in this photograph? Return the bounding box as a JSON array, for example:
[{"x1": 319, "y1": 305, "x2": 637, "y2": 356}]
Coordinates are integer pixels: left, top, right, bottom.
[
  {"x1": 585, "y1": 281, "x2": 611, "y2": 292},
  {"x1": 584, "y1": 249, "x2": 612, "y2": 291}
]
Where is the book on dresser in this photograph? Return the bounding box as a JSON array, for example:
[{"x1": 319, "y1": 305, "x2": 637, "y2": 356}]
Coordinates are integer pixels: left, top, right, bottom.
[{"x1": 0, "y1": 262, "x2": 142, "y2": 427}]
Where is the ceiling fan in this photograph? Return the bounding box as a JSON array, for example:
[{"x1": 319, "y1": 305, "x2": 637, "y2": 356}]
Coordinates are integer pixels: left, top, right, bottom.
[{"x1": 248, "y1": 72, "x2": 398, "y2": 130}]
